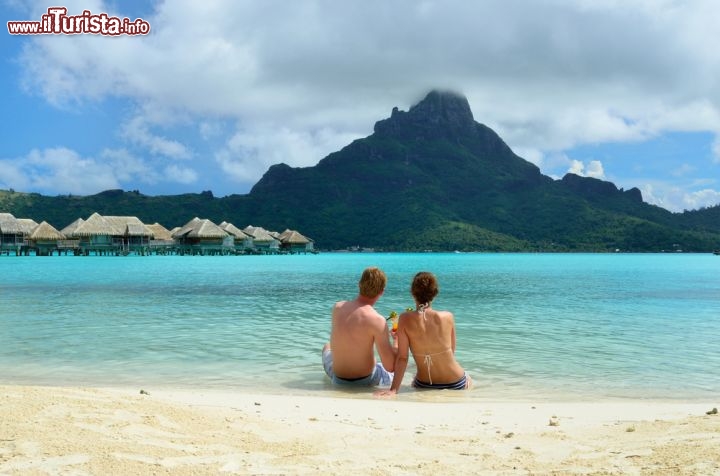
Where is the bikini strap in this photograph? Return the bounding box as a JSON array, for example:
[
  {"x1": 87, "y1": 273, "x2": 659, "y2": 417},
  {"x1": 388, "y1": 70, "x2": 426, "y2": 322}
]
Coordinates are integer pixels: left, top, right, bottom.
[
  {"x1": 418, "y1": 302, "x2": 429, "y2": 320},
  {"x1": 421, "y1": 348, "x2": 451, "y2": 386},
  {"x1": 423, "y1": 354, "x2": 433, "y2": 385}
]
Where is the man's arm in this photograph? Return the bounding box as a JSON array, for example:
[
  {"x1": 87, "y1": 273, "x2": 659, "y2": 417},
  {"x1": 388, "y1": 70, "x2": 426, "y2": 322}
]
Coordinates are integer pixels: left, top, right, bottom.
[
  {"x1": 374, "y1": 315, "x2": 397, "y2": 372},
  {"x1": 376, "y1": 320, "x2": 409, "y2": 397}
]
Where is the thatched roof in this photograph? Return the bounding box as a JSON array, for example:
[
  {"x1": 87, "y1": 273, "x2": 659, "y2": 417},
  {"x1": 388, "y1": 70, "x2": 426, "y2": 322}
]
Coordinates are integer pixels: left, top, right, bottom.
[
  {"x1": 17, "y1": 218, "x2": 39, "y2": 234},
  {"x1": 146, "y1": 223, "x2": 173, "y2": 241},
  {"x1": 67, "y1": 214, "x2": 152, "y2": 237},
  {"x1": 242, "y1": 225, "x2": 278, "y2": 243},
  {"x1": 30, "y1": 221, "x2": 65, "y2": 241},
  {"x1": 220, "y1": 222, "x2": 251, "y2": 239},
  {"x1": 0, "y1": 213, "x2": 22, "y2": 234},
  {"x1": 104, "y1": 216, "x2": 152, "y2": 237},
  {"x1": 174, "y1": 217, "x2": 228, "y2": 239},
  {"x1": 173, "y1": 217, "x2": 201, "y2": 238},
  {"x1": 71, "y1": 212, "x2": 115, "y2": 237},
  {"x1": 242, "y1": 225, "x2": 262, "y2": 236},
  {"x1": 188, "y1": 219, "x2": 228, "y2": 239},
  {"x1": 61, "y1": 218, "x2": 84, "y2": 236},
  {"x1": 0, "y1": 215, "x2": 44, "y2": 237},
  {"x1": 125, "y1": 223, "x2": 150, "y2": 236},
  {"x1": 278, "y1": 229, "x2": 311, "y2": 244}
]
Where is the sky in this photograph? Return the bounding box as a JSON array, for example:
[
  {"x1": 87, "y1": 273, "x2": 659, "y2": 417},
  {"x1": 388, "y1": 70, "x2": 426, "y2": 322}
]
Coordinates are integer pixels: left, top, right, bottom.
[{"x1": 2, "y1": 0, "x2": 720, "y2": 213}]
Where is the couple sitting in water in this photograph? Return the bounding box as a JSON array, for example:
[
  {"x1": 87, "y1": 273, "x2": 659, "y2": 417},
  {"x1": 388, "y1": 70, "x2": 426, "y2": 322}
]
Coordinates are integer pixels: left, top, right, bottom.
[{"x1": 322, "y1": 267, "x2": 471, "y2": 395}]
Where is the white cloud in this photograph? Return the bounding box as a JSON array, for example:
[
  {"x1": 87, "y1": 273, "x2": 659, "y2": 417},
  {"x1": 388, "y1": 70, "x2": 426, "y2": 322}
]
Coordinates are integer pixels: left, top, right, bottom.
[
  {"x1": 120, "y1": 115, "x2": 191, "y2": 160},
  {"x1": 163, "y1": 164, "x2": 197, "y2": 184},
  {"x1": 21, "y1": 1, "x2": 720, "y2": 147},
  {"x1": 566, "y1": 159, "x2": 606, "y2": 180},
  {"x1": 0, "y1": 148, "x2": 119, "y2": 195},
  {"x1": 0, "y1": 147, "x2": 193, "y2": 195},
  {"x1": 585, "y1": 160, "x2": 606, "y2": 179},
  {"x1": 568, "y1": 160, "x2": 585, "y2": 176},
  {"x1": 641, "y1": 182, "x2": 720, "y2": 212},
  {"x1": 99, "y1": 148, "x2": 159, "y2": 184},
  {"x1": 686, "y1": 189, "x2": 720, "y2": 210},
  {"x1": 199, "y1": 121, "x2": 224, "y2": 141},
  {"x1": 215, "y1": 124, "x2": 358, "y2": 182},
  {"x1": 10, "y1": 0, "x2": 720, "y2": 206},
  {"x1": 512, "y1": 147, "x2": 544, "y2": 168}
]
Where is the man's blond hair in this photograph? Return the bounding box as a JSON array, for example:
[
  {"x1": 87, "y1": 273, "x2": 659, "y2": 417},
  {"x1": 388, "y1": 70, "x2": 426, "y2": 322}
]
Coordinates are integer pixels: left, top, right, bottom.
[{"x1": 358, "y1": 267, "x2": 386, "y2": 299}]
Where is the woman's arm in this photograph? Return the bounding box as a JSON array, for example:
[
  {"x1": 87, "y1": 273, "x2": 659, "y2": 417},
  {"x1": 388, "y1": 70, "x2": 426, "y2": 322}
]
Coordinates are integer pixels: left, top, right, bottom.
[{"x1": 449, "y1": 312, "x2": 457, "y2": 353}]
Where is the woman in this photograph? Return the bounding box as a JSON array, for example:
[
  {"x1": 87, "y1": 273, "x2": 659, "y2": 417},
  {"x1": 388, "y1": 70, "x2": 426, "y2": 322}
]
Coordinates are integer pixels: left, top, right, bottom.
[{"x1": 377, "y1": 271, "x2": 470, "y2": 396}]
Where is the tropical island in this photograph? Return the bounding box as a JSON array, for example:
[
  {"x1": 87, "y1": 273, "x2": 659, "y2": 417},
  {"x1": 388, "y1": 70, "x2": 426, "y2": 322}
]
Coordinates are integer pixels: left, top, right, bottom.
[{"x1": 2, "y1": 90, "x2": 720, "y2": 253}]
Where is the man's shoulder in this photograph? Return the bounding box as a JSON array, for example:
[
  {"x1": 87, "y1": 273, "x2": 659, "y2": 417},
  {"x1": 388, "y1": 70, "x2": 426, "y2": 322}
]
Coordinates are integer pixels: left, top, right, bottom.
[
  {"x1": 362, "y1": 307, "x2": 386, "y2": 327},
  {"x1": 333, "y1": 299, "x2": 354, "y2": 311}
]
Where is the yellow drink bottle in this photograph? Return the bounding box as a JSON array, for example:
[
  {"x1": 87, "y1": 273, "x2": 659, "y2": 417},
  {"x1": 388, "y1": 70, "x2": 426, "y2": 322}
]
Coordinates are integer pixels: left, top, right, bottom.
[{"x1": 389, "y1": 311, "x2": 398, "y2": 331}]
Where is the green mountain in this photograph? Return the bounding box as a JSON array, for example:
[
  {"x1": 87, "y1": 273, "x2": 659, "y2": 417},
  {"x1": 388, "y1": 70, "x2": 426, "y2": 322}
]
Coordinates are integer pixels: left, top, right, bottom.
[{"x1": 2, "y1": 90, "x2": 720, "y2": 251}]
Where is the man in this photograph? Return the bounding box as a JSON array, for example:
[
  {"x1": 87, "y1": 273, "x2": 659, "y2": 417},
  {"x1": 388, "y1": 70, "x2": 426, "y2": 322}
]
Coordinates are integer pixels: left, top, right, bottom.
[{"x1": 322, "y1": 267, "x2": 397, "y2": 387}]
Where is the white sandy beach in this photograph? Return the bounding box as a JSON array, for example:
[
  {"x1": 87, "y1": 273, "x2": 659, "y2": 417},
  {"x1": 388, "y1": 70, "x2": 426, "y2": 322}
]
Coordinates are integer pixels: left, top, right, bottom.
[{"x1": 1, "y1": 385, "x2": 718, "y2": 475}]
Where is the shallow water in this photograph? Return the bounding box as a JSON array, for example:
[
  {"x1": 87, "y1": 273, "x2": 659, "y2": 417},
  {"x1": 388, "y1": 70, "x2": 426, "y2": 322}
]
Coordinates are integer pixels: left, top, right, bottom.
[{"x1": 1, "y1": 253, "x2": 718, "y2": 400}]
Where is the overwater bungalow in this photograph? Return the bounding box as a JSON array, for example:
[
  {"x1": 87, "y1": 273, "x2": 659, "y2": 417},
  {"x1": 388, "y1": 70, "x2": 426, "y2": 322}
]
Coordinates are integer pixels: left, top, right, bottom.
[
  {"x1": 220, "y1": 222, "x2": 254, "y2": 252},
  {"x1": 104, "y1": 216, "x2": 153, "y2": 253},
  {"x1": 65, "y1": 213, "x2": 153, "y2": 255},
  {"x1": 1, "y1": 209, "x2": 318, "y2": 257},
  {"x1": 28, "y1": 221, "x2": 67, "y2": 256},
  {"x1": 243, "y1": 225, "x2": 281, "y2": 254},
  {"x1": 146, "y1": 222, "x2": 173, "y2": 241},
  {"x1": 278, "y1": 229, "x2": 314, "y2": 253},
  {"x1": 1, "y1": 213, "x2": 75, "y2": 255},
  {"x1": 144, "y1": 222, "x2": 175, "y2": 254},
  {"x1": 0, "y1": 213, "x2": 24, "y2": 253},
  {"x1": 69, "y1": 213, "x2": 118, "y2": 254},
  {"x1": 61, "y1": 218, "x2": 85, "y2": 237},
  {"x1": 17, "y1": 218, "x2": 39, "y2": 235},
  {"x1": 173, "y1": 217, "x2": 233, "y2": 255}
]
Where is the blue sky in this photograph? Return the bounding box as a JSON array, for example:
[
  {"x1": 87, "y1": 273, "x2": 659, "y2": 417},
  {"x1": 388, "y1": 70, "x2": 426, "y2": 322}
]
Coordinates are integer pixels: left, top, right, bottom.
[{"x1": 2, "y1": 0, "x2": 719, "y2": 212}]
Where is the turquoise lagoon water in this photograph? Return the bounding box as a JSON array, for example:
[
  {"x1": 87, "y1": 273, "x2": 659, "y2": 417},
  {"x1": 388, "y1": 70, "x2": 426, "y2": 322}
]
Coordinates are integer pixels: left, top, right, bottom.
[{"x1": 1, "y1": 253, "x2": 718, "y2": 401}]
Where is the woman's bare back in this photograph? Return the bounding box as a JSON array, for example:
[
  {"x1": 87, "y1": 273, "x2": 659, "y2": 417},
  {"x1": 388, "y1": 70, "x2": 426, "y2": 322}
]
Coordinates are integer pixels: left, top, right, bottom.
[{"x1": 402, "y1": 308, "x2": 465, "y2": 385}]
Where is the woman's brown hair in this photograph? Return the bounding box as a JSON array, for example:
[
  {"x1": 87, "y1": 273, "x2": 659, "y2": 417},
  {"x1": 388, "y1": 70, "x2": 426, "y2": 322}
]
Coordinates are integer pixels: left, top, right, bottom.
[{"x1": 411, "y1": 271, "x2": 439, "y2": 306}]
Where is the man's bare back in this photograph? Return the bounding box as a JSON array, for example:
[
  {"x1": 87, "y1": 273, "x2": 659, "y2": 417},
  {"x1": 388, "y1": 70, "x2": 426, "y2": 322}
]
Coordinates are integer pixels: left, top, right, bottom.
[
  {"x1": 330, "y1": 297, "x2": 395, "y2": 379},
  {"x1": 321, "y1": 267, "x2": 397, "y2": 387}
]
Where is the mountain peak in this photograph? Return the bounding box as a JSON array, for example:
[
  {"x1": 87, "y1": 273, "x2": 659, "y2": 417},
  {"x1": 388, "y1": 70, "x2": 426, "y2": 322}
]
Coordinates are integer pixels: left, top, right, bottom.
[
  {"x1": 374, "y1": 89, "x2": 476, "y2": 138},
  {"x1": 561, "y1": 173, "x2": 644, "y2": 203},
  {"x1": 408, "y1": 90, "x2": 474, "y2": 124}
]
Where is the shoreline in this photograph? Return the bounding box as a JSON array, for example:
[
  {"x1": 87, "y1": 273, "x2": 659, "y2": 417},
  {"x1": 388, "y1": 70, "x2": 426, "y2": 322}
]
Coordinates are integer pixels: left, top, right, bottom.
[
  {"x1": 2, "y1": 385, "x2": 718, "y2": 474},
  {"x1": 4, "y1": 375, "x2": 718, "y2": 404},
  {"x1": 3, "y1": 369, "x2": 718, "y2": 403}
]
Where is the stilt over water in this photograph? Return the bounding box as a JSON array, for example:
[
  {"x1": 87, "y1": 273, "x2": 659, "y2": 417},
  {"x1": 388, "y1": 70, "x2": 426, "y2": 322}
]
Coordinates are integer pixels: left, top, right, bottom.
[{"x1": 0, "y1": 212, "x2": 317, "y2": 256}]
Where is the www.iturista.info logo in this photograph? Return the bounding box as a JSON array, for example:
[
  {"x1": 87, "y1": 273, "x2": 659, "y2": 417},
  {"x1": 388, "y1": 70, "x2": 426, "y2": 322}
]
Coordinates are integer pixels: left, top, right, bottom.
[{"x1": 7, "y1": 7, "x2": 151, "y2": 36}]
